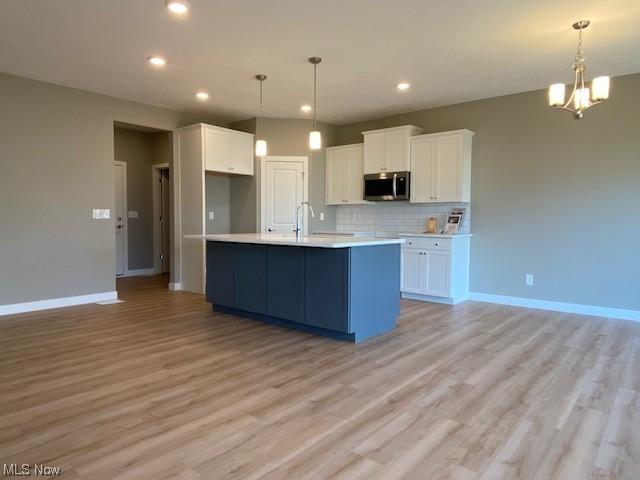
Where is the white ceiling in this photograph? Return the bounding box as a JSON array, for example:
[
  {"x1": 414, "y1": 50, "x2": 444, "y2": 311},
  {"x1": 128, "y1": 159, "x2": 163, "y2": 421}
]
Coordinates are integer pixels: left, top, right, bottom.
[{"x1": 1, "y1": 0, "x2": 639, "y2": 124}]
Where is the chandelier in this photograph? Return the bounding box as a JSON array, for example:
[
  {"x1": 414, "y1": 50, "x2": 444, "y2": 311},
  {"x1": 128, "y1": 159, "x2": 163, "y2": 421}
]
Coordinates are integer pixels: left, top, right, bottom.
[{"x1": 548, "y1": 20, "x2": 610, "y2": 119}]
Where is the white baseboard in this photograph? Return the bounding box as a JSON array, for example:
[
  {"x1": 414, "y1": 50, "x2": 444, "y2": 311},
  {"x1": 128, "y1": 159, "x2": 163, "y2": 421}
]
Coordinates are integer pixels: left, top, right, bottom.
[
  {"x1": 122, "y1": 268, "x2": 155, "y2": 277},
  {"x1": 0, "y1": 291, "x2": 118, "y2": 316},
  {"x1": 168, "y1": 282, "x2": 182, "y2": 291},
  {"x1": 469, "y1": 292, "x2": 640, "y2": 322},
  {"x1": 402, "y1": 292, "x2": 467, "y2": 305}
]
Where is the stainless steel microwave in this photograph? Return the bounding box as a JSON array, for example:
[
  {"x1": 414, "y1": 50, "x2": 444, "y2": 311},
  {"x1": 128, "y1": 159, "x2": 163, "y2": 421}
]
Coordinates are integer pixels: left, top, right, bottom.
[{"x1": 363, "y1": 171, "x2": 410, "y2": 201}]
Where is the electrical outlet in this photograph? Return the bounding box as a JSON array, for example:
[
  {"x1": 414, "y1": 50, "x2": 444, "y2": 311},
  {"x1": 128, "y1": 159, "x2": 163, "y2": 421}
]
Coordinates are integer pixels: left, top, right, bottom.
[
  {"x1": 525, "y1": 274, "x2": 534, "y2": 286},
  {"x1": 320, "y1": 212, "x2": 325, "y2": 221},
  {"x1": 208, "y1": 211, "x2": 215, "y2": 220}
]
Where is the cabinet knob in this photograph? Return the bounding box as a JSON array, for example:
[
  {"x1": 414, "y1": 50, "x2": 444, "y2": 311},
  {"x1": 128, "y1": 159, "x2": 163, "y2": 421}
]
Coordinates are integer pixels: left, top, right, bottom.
[{"x1": 434, "y1": 242, "x2": 439, "y2": 247}]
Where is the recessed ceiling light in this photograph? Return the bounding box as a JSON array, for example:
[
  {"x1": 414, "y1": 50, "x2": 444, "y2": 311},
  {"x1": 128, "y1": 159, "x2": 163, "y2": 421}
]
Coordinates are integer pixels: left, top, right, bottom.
[
  {"x1": 165, "y1": 0, "x2": 190, "y2": 14},
  {"x1": 148, "y1": 56, "x2": 167, "y2": 67},
  {"x1": 300, "y1": 105, "x2": 312, "y2": 113},
  {"x1": 195, "y1": 91, "x2": 209, "y2": 101},
  {"x1": 396, "y1": 82, "x2": 411, "y2": 91}
]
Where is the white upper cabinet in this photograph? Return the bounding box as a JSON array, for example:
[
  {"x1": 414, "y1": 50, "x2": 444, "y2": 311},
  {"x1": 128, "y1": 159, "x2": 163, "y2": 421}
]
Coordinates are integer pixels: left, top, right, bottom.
[
  {"x1": 202, "y1": 124, "x2": 254, "y2": 176},
  {"x1": 410, "y1": 129, "x2": 474, "y2": 203},
  {"x1": 326, "y1": 144, "x2": 366, "y2": 205},
  {"x1": 362, "y1": 125, "x2": 422, "y2": 174}
]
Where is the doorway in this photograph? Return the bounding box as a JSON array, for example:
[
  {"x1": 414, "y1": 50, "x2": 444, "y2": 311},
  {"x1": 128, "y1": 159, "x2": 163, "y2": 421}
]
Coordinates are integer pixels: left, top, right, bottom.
[
  {"x1": 153, "y1": 163, "x2": 170, "y2": 274},
  {"x1": 114, "y1": 161, "x2": 128, "y2": 276},
  {"x1": 260, "y1": 156, "x2": 309, "y2": 234}
]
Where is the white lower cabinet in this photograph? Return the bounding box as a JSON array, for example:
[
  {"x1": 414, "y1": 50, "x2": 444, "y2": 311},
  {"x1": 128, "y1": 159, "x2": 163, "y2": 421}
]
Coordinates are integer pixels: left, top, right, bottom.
[{"x1": 400, "y1": 235, "x2": 470, "y2": 304}]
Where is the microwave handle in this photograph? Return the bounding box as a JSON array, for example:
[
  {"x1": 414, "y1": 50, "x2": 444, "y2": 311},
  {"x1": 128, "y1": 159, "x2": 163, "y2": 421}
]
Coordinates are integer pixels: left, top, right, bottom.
[{"x1": 392, "y1": 173, "x2": 397, "y2": 198}]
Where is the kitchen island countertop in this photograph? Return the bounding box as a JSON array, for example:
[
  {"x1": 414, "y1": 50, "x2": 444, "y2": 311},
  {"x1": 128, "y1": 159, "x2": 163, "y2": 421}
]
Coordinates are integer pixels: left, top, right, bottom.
[{"x1": 184, "y1": 233, "x2": 404, "y2": 248}]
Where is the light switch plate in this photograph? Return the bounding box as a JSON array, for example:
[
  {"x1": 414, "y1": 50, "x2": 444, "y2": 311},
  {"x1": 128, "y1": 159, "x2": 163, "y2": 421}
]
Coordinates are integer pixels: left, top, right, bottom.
[
  {"x1": 128, "y1": 211, "x2": 138, "y2": 219},
  {"x1": 92, "y1": 209, "x2": 110, "y2": 219},
  {"x1": 320, "y1": 212, "x2": 325, "y2": 221},
  {"x1": 525, "y1": 274, "x2": 534, "y2": 286},
  {"x1": 208, "y1": 211, "x2": 215, "y2": 220}
]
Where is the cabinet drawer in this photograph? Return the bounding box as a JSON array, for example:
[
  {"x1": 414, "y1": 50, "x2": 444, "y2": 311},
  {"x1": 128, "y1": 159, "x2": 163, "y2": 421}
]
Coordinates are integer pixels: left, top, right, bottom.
[{"x1": 401, "y1": 237, "x2": 451, "y2": 251}]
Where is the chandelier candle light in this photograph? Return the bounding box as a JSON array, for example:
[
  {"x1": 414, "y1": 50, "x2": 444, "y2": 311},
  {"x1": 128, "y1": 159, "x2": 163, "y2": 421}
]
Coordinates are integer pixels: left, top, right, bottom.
[
  {"x1": 308, "y1": 57, "x2": 322, "y2": 150},
  {"x1": 548, "y1": 20, "x2": 610, "y2": 119},
  {"x1": 255, "y1": 74, "x2": 267, "y2": 157}
]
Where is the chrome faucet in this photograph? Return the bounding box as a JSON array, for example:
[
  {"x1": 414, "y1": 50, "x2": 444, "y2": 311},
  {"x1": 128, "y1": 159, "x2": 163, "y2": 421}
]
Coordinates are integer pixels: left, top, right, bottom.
[{"x1": 294, "y1": 201, "x2": 315, "y2": 238}]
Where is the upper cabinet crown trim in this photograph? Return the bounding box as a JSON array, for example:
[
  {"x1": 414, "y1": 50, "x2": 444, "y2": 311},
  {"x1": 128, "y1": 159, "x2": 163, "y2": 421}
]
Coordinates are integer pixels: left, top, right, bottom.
[
  {"x1": 326, "y1": 143, "x2": 364, "y2": 151},
  {"x1": 411, "y1": 129, "x2": 475, "y2": 140},
  {"x1": 361, "y1": 125, "x2": 422, "y2": 135},
  {"x1": 177, "y1": 123, "x2": 254, "y2": 138}
]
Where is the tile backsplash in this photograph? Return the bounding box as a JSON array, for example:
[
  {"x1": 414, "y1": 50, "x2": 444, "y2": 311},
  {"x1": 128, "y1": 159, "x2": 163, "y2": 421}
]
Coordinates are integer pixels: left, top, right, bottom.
[{"x1": 336, "y1": 202, "x2": 470, "y2": 235}]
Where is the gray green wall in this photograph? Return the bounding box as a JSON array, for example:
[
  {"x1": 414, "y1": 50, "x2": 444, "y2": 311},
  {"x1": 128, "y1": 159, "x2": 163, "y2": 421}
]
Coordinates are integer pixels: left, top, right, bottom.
[
  {"x1": 205, "y1": 174, "x2": 231, "y2": 234},
  {"x1": 0, "y1": 73, "x2": 230, "y2": 305},
  {"x1": 336, "y1": 73, "x2": 640, "y2": 311},
  {"x1": 229, "y1": 117, "x2": 338, "y2": 233},
  {"x1": 113, "y1": 127, "x2": 172, "y2": 271}
]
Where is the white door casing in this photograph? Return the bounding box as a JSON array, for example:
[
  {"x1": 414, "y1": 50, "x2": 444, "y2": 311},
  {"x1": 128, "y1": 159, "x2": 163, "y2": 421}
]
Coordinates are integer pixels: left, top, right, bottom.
[{"x1": 114, "y1": 161, "x2": 127, "y2": 276}]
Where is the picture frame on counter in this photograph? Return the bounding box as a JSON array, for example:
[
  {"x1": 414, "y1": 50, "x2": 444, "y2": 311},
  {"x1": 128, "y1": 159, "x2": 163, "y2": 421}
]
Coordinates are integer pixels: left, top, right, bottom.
[{"x1": 443, "y1": 208, "x2": 466, "y2": 235}]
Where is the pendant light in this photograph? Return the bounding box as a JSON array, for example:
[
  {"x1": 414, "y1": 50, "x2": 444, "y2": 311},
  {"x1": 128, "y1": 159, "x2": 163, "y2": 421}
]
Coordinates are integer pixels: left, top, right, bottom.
[
  {"x1": 255, "y1": 74, "x2": 268, "y2": 157},
  {"x1": 308, "y1": 57, "x2": 322, "y2": 150}
]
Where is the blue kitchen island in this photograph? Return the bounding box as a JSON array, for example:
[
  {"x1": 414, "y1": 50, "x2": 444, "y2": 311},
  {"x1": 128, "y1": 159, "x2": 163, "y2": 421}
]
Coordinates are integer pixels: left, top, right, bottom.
[{"x1": 186, "y1": 234, "x2": 404, "y2": 342}]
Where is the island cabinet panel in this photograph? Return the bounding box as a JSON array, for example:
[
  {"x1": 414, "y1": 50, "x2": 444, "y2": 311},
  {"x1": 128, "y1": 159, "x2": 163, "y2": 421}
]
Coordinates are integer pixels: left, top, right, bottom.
[
  {"x1": 234, "y1": 244, "x2": 267, "y2": 314},
  {"x1": 349, "y1": 245, "x2": 400, "y2": 339},
  {"x1": 206, "y1": 242, "x2": 235, "y2": 308},
  {"x1": 304, "y1": 248, "x2": 350, "y2": 333},
  {"x1": 267, "y1": 246, "x2": 305, "y2": 322}
]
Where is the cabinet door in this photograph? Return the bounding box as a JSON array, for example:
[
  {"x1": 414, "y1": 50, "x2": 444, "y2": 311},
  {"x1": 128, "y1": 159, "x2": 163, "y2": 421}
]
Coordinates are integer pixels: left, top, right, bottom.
[
  {"x1": 231, "y1": 133, "x2": 254, "y2": 176},
  {"x1": 304, "y1": 248, "x2": 349, "y2": 332},
  {"x1": 410, "y1": 136, "x2": 436, "y2": 203},
  {"x1": 204, "y1": 128, "x2": 232, "y2": 173},
  {"x1": 234, "y1": 244, "x2": 267, "y2": 314},
  {"x1": 345, "y1": 146, "x2": 365, "y2": 204},
  {"x1": 267, "y1": 246, "x2": 304, "y2": 322},
  {"x1": 424, "y1": 250, "x2": 450, "y2": 297},
  {"x1": 206, "y1": 242, "x2": 235, "y2": 307},
  {"x1": 326, "y1": 148, "x2": 346, "y2": 205},
  {"x1": 384, "y1": 130, "x2": 410, "y2": 172},
  {"x1": 363, "y1": 132, "x2": 385, "y2": 174},
  {"x1": 434, "y1": 134, "x2": 462, "y2": 202},
  {"x1": 400, "y1": 248, "x2": 425, "y2": 294}
]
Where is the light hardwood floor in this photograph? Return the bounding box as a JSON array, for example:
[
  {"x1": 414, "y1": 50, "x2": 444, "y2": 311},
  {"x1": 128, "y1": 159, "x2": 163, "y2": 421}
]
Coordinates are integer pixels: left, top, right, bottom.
[{"x1": 1, "y1": 274, "x2": 639, "y2": 479}]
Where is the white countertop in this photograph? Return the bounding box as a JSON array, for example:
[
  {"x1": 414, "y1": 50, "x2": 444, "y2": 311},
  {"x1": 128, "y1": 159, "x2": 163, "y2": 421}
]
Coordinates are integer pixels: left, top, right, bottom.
[
  {"x1": 184, "y1": 233, "x2": 404, "y2": 248},
  {"x1": 398, "y1": 233, "x2": 472, "y2": 238}
]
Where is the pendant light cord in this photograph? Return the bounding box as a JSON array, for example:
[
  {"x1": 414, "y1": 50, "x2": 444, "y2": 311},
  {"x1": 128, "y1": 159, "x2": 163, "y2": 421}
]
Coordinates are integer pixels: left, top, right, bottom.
[{"x1": 313, "y1": 63, "x2": 317, "y2": 130}]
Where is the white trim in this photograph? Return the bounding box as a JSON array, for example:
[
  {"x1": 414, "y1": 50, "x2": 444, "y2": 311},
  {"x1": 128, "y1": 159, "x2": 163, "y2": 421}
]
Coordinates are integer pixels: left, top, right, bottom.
[
  {"x1": 259, "y1": 156, "x2": 309, "y2": 234},
  {"x1": 469, "y1": 292, "x2": 640, "y2": 323},
  {"x1": 121, "y1": 268, "x2": 156, "y2": 277},
  {"x1": 168, "y1": 282, "x2": 182, "y2": 291},
  {"x1": 114, "y1": 161, "x2": 128, "y2": 277},
  {"x1": 152, "y1": 163, "x2": 170, "y2": 274},
  {"x1": 0, "y1": 291, "x2": 118, "y2": 316},
  {"x1": 402, "y1": 292, "x2": 468, "y2": 305}
]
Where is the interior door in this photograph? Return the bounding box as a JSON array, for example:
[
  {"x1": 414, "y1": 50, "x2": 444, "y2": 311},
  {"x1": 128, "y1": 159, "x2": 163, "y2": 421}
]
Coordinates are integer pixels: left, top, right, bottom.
[
  {"x1": 264, "y1": 160, "x2": 304, "y2": 233},
  {"x1": 160, "y1": 169, "x2": 170, "y2": 273},
  {"x1": 434, "y1": 135, "x2": 461, "y2": 202},
  {"x1": 114, "y1": 163, "x2": 126, "y2": 276},
  {"x1": 410, "y1": 136, "x2": 436, "y2": 203}
]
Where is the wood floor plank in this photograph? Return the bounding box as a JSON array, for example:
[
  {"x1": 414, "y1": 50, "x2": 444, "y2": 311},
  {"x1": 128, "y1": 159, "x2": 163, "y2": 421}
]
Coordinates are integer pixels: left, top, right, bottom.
[{"x1": 0, "y1": 273, "x2": 639, "y2": 479}]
